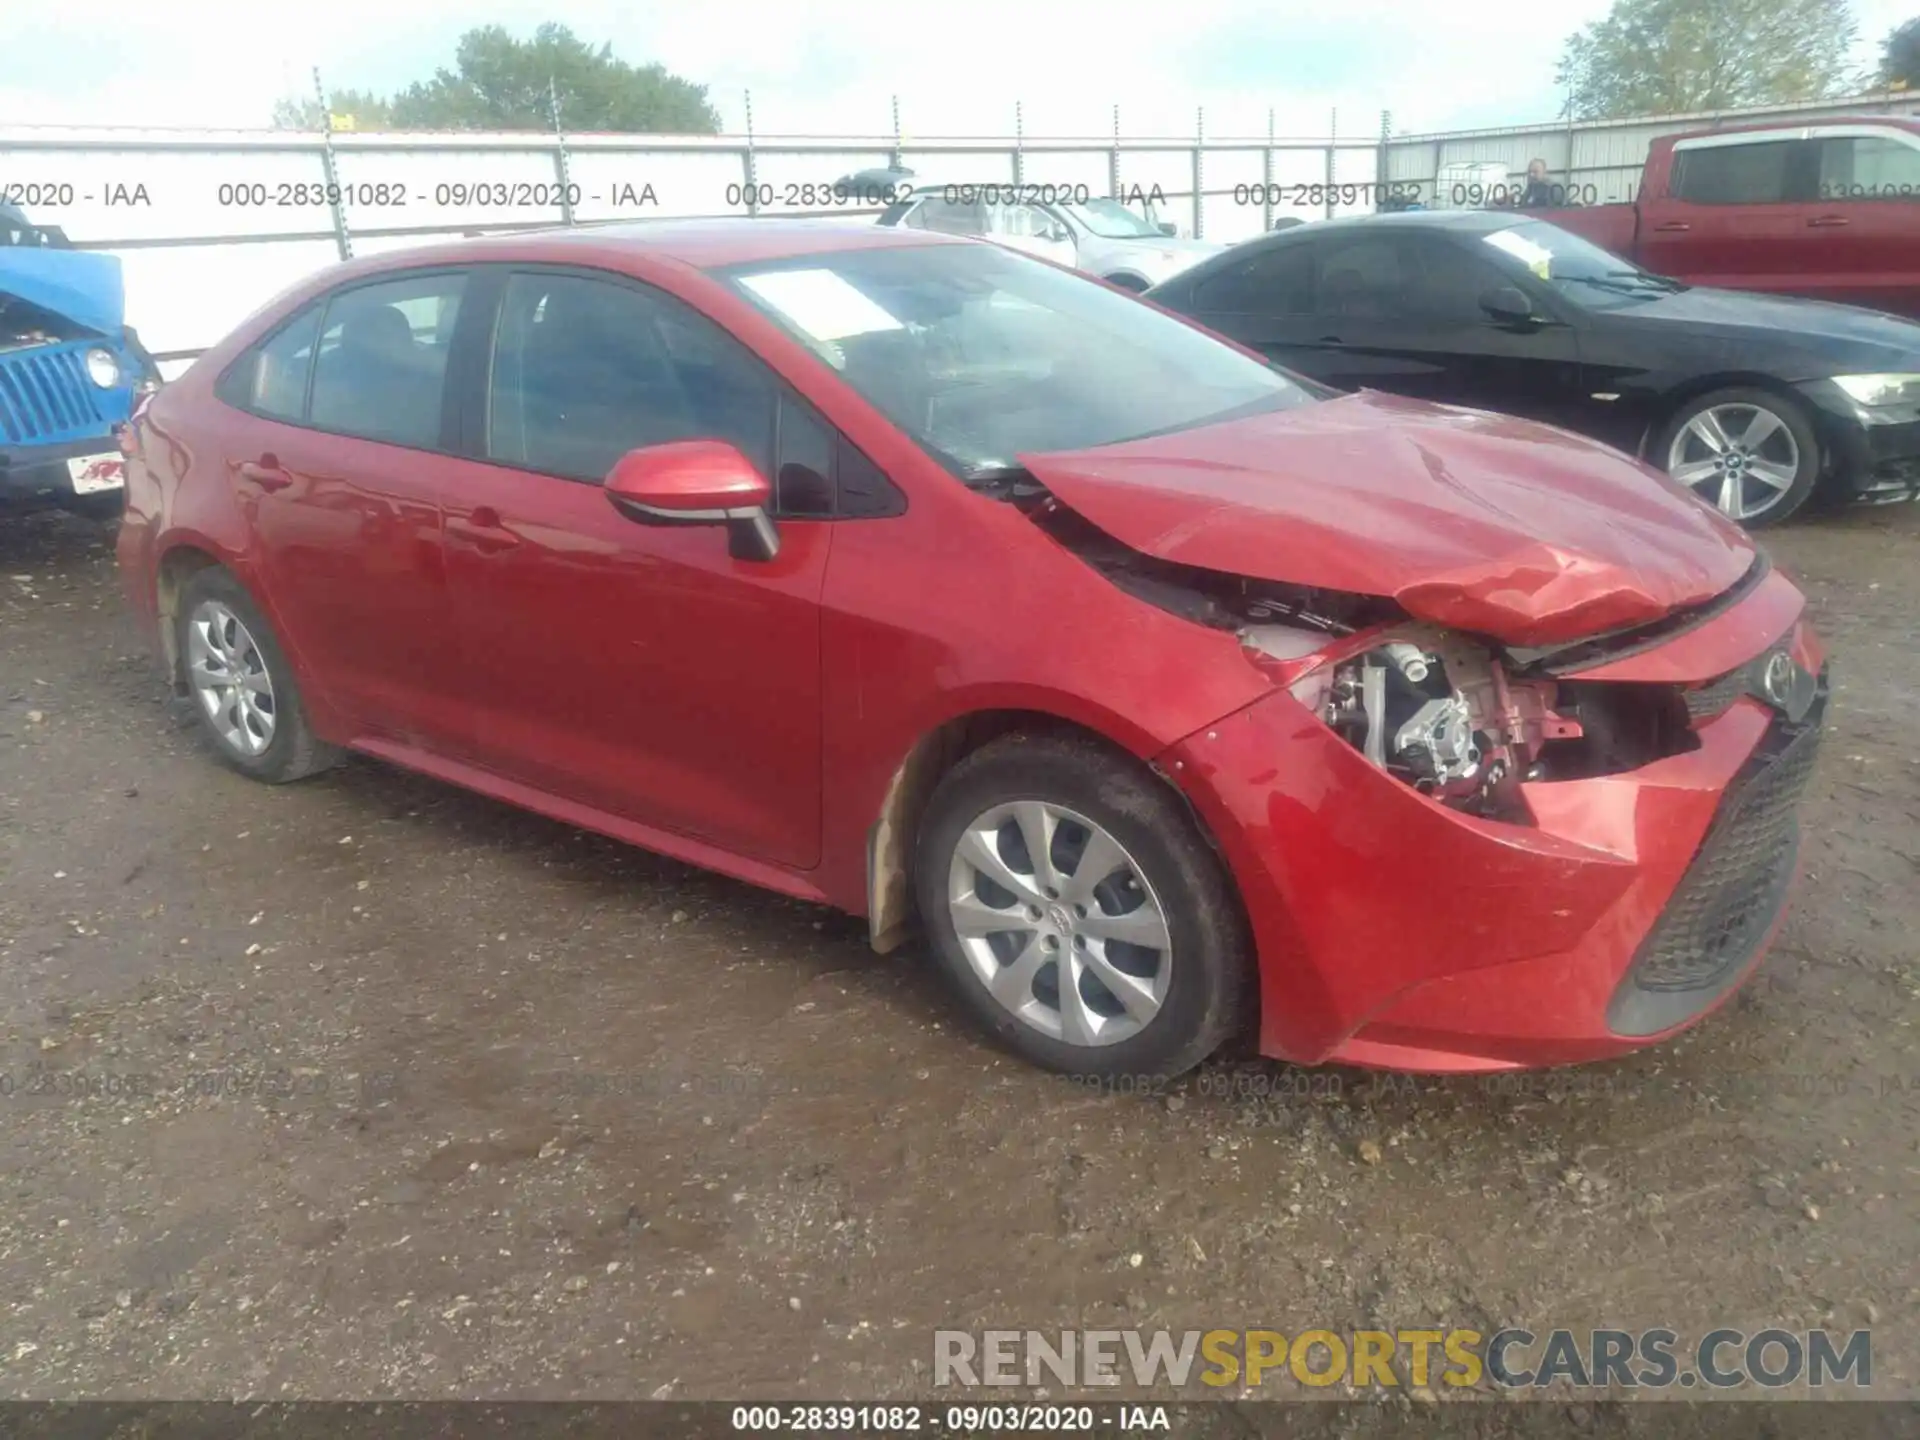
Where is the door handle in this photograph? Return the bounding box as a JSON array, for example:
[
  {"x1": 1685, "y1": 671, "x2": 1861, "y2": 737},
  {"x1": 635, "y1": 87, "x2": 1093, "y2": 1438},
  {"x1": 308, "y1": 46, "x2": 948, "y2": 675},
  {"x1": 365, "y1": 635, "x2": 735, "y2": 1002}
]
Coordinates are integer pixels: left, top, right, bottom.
[
  {"x1": 237, "y1": 456, "x2": 293, "y2": 492},
  {"x1": 1652, "y1": 221, "x2": 1690, "y2": 233},
  {"x1": 447, "y1": 507, "x2": 520, "y2": 553},
  {"x1": 1807, "y1": 215, "x2": 1849, "y2": 228},
  {"x1": 1317, "y1": 335, "x2": 1345, "y2": 345}
]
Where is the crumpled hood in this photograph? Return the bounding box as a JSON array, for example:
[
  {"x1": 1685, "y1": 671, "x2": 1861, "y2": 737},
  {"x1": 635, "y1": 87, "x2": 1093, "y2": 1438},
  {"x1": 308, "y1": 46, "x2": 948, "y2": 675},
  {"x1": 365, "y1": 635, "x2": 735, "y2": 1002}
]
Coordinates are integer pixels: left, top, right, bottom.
[
  {"x1": 1018, "y1": 390, "x2": 1756, "y2": 647},
  {"x1": 0, "y1": 248, "x2": 125, "y2": 339}
]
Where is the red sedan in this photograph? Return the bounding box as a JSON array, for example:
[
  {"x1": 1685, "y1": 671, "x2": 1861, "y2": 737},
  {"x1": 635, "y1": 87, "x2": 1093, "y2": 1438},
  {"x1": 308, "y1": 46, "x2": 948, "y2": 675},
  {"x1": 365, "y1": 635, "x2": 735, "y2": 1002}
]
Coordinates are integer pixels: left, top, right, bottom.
[{"x1": 117, "y1": 220, "x2": 1827, "y2": 1080}]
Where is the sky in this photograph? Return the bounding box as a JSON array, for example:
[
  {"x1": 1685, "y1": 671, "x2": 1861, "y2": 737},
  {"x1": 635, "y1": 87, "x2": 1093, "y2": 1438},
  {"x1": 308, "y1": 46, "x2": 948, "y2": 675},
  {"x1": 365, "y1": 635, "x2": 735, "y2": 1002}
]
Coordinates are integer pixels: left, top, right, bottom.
[{"x1": 1, "y1": 0, "x2": 1911, "y2": 139}]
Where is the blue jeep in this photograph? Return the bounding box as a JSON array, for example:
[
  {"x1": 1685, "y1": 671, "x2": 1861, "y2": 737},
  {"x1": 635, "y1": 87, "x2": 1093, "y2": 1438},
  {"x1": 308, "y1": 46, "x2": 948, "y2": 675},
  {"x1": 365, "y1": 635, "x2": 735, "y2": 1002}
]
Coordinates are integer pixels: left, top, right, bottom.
[{"x1": 1, "y1": 202, "x2": 158, "y2": 515}]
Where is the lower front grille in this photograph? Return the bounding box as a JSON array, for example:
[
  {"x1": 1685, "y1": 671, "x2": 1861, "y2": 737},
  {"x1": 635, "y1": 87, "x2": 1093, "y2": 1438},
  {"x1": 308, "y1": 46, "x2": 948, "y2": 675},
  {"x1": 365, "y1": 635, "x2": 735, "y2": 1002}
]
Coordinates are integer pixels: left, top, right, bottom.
[
  {"x1": 1861, "y1": 455, "x2": 1920, "y2": 505},
  {"x1": 1682, "y1": 668, "x2": 1749, "y2": 721},
  {"x1": 1609, "y1": 688, "x2": 1825, "y2": 1034},
  {"x1": 0, "y1": 345, "x2": 110, "y2": 446}
]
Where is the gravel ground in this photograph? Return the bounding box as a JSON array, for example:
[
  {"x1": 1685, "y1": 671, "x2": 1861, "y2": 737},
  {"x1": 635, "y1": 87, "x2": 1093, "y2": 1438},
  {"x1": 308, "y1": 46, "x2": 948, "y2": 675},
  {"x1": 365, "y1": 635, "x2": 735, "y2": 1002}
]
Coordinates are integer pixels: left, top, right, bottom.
[{"x1": 0, "y1": 503, "x2": 1914, "y2": 1406}]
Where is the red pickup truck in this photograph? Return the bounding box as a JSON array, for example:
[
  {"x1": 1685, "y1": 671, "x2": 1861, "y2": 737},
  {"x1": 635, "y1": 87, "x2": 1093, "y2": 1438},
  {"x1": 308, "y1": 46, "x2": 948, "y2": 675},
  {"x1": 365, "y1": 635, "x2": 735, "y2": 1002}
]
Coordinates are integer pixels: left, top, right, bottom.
[{"x1": 1530, "y1": 116, "x2": 1920, "y2": 320}]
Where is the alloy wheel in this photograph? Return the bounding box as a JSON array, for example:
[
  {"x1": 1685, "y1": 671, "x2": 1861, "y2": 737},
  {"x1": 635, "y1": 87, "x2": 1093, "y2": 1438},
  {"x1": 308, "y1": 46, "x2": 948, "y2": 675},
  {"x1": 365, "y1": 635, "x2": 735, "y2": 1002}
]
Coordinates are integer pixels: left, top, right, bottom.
[
  {"x1": 1666, "y1": 402, "x2": 1802, "y2": 523},
  {"x1": 186, "y1": 599, "x2": 277, "y2": 757},
  {"x1": 945, "y1": 800, "x2": 1173, "y2": 1047}
]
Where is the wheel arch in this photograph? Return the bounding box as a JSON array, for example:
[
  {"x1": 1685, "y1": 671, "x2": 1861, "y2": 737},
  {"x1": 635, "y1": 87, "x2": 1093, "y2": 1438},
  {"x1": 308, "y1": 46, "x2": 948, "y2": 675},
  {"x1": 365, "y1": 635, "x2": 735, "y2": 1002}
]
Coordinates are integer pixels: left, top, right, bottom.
[
  {"x1": 1634, "y1": 372, "x2": 1826, "y2": 466},
  {"x1": 154, "y1": 542, "x2": 227, "y2": 693},
  {"x1": 862, "y1": 706, "x2": 1242, "y2": 962}
]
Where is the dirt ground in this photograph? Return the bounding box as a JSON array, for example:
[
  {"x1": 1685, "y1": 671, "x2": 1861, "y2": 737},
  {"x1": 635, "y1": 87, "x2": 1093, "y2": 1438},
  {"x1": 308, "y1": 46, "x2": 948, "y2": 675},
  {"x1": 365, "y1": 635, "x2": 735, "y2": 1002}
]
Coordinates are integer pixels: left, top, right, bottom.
[{"x1": 0, "y1": 502, "x2": 1915, "y2": 1407}]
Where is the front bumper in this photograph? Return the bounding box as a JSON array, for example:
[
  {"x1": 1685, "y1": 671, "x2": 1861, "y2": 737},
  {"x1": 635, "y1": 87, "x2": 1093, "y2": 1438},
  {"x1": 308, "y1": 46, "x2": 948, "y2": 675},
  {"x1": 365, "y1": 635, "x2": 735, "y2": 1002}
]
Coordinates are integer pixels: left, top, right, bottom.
[
  {"x1": 1798, "y1": 379, "x2": 1920, "y2": 505},
  {"x1": 0, "y1": 432, "x2": 126, "y2": 504},
  {"x1": 1164, "y1": 622, "x2": 1825, "y2": 1072}
]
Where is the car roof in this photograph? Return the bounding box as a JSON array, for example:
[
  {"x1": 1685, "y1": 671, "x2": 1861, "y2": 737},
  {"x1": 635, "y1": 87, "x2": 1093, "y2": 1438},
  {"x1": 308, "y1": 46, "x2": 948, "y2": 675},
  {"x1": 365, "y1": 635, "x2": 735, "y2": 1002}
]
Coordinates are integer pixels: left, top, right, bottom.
[
  {"x1": 323, "y1": 218, "x2": 959, "y2": 280},
  {"x1": 1664, "y1": 113, "x2": 1920, "y2": 142},
  {"x1": 1264, "y1": 210, "x2": 1533, "y2": 237}
]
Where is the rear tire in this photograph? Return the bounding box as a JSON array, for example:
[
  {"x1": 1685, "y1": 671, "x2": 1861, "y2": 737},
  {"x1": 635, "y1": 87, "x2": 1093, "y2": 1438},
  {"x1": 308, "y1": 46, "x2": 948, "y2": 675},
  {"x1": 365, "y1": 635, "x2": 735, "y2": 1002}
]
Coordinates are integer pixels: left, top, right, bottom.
[
  {"x1": 175, "y1": 567, "x2": 339, "y2": 784},
  {"x1": 1655, "y1": 387, "x2": 1821, "y2": 528},
  {"x1": 914, "y1": 732, "x2": 1251, "y2": 1082}
]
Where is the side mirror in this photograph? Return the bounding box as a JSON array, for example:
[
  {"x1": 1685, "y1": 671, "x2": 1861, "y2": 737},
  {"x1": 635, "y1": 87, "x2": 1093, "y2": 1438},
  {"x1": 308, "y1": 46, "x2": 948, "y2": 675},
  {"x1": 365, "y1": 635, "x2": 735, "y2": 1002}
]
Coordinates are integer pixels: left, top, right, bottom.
[
  {"x1": 604, "y1": 440, "x2": 780, "y2": 562},
  {"x1": 1157, "y1": 221, "x2": 1178, "y2": 236},
  {"x1": 1480, "y1": 285, "x2": 1536, "y2": 326},
  {"x1": 1045, "y1": 222, "x2": 1073, "y2": 244}
]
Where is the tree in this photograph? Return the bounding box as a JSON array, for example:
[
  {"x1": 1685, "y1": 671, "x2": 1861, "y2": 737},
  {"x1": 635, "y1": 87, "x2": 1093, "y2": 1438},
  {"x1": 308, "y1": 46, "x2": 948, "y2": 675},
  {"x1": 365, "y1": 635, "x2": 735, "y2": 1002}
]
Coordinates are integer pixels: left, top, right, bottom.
[
  {"x1": 270, "y1": 89, "x2": 393, "y2": 131},
  {"x1": 268, "y1": 25, "x2": 720, "y2": 133},
  {"x1": 1883, "y1": 16, "x2": 1920, "y2": 88},
  {"x1": 1557, "y1": 0, "x2": 1859, "y2": 120}
]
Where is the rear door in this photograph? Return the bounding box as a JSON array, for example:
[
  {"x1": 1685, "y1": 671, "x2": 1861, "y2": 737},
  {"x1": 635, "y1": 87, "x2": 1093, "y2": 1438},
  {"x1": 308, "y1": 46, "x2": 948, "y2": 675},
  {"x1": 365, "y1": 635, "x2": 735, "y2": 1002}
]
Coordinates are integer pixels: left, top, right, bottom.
[
  {"x1": 895, "y1": 194, "x2": 988, "y2": 239},
  {"x1": 981, "y1": 201, "x2": 1079, "y2": 268},
  {"x1": 1181, "y1": 239, "x2": 1324, "y2": 374},
  {"x1": 1807, "y1": 127, "x2": 1920, "y2": 317},
  {"x1": 1641, "y1": 134, "x2": 1806, "y2": 292},
  {"x1": 211, "y1": 268, "x2": 475, "y2": 748},
  {"x1": 435, "y1": 266, "x2": 831, "y2": 869}
]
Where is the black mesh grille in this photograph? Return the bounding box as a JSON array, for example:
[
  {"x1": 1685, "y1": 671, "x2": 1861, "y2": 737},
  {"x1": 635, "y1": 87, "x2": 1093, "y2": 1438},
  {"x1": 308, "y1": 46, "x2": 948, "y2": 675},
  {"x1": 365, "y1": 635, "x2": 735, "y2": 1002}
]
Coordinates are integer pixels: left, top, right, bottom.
[
  {"x1": 1628, "y1": 709, "x2": 1822, "y2": 993},
  {"x1": 1683, "y1": 669, "x2": 1749, "y2": 721}
]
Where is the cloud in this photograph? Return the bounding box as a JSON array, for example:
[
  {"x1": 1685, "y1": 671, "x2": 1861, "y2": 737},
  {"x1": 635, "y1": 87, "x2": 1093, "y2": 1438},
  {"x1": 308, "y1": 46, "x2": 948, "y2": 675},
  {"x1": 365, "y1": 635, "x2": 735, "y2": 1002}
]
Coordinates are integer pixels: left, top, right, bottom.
[{"x1": 2, "y1": 0, "x2": 1910, "y2": 135}]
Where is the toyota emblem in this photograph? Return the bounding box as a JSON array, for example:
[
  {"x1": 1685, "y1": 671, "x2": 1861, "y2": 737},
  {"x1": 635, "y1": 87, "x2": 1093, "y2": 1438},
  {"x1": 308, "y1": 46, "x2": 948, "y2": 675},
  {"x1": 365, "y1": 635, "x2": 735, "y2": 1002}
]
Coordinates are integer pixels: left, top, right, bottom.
[{"x1": 1756, "y1": 649, "x2": 1815, "y2": 722}]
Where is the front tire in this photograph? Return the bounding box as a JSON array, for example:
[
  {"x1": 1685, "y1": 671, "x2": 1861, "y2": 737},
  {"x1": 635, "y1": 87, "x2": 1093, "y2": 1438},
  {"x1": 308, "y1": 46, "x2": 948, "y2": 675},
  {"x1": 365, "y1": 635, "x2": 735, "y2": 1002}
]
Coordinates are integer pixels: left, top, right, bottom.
[
  {"x1": 1656, "y1": 387, "x2": 1821, "y2": 528},
  {"x1": 1103, "y1": 273, "x2": 1149, "y2": 293},
  {"x1": 914, "y1": 733, "x2": 1251, "y2": 1081},
  {"x1": 175, "y1": 567, "x2": 338, "y2": 784}
]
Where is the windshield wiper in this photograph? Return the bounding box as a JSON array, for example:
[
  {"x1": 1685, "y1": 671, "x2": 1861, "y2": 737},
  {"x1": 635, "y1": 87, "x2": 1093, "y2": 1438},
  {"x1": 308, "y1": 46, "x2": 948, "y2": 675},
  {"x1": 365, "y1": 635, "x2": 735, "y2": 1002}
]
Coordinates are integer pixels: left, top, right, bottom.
[{"x1": 1564, "y1": 271, "x2": 1685, "y2": 297}]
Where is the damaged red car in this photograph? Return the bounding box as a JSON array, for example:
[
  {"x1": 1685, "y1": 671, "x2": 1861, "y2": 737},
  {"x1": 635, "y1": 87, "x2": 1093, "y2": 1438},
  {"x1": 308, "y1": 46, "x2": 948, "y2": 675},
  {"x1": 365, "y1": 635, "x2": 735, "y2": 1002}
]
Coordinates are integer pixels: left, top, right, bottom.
[{"x1": 117, "y1": 222, "x2": 1827, "y2": 1080}]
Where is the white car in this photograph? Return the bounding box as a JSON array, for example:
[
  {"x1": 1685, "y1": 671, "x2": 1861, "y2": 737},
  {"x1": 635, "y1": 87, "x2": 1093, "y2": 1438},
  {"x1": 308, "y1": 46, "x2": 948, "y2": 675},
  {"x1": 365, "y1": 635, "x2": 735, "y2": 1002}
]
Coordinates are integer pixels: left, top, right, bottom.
[{"x1": 877, "y1": 185, "x2": 1225, "y2": 291}]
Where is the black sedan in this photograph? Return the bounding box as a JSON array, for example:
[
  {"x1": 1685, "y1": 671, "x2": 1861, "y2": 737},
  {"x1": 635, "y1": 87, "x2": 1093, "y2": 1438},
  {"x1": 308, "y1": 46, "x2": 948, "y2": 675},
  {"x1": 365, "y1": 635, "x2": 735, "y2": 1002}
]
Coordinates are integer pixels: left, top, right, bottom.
[{"x1": 1146, "y1": 211, "x2": 1920, "y2": 527}]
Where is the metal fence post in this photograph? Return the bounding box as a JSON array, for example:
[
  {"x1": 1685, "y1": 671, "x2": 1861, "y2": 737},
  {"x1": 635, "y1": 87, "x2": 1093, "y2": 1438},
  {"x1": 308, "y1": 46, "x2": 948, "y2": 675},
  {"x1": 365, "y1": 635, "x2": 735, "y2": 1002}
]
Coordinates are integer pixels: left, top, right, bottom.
[
  {"x1": 1014, "y1": 101, "x2": 1025, "y2": 187},
  {"x1": 549, "y1": 77, "x2": 576, "y2": 227},
  {"x1": 1109, "y1": 104, "x2": 1122, "y2": 201},
  {"x1": 313, "y1": 67, "x2": 352, "y2": 261},
  {"x1": 1192, "y1": 107, "x2": 1204, "y2": 239},
  {"x1": 1377, "y1": 109, "x2": 1391, "y2": 207},
  {"x1": 1263, "y1": 108, "x2": 1275, "y2": 231},
  {"x1": 742, "y1": 89, "x2": 758, "y2": 216},
  {"x1": 889, "y1": 94, "x2": 903, "y2": 171},
  {"x1": 1325, "y1": 107, "x2": 1337, "y2": 218}
]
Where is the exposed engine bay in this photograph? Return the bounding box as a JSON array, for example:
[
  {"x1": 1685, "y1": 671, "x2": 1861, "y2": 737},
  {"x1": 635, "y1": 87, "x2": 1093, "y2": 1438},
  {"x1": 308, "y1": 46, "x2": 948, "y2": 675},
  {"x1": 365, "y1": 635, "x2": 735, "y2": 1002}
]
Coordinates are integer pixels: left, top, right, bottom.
[
  {"x1": 1, "y1": 290, "x2": 101, "y2": 353},
  {"x1": 1029, "y1": 493, "x2": 1703, "y2": 818},
  {"x1": 1303, "y1": 633, "x2": 1580, "y2": 816},
  {"x1": 1301, "y1": 633, "x2": 1700, "y2": 817}
]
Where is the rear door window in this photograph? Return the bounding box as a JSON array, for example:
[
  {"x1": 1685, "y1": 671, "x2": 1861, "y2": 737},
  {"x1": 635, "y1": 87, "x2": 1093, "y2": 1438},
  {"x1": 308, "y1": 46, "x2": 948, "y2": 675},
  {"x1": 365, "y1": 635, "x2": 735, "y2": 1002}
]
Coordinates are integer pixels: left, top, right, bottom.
[
  {"x1": 1816, "y1": 134, "x2": 1920, "y2": 201},
  {"x1": 906, "y1": 197, "x2": 987, "y2": 236},
  {"x1": 1670, "y1": 141, "x2": 1799, "y2": 204},
  {"x1": 1313, "y1": 236, "x2": 1407, "y2": 321},
  {"x1": 308, "y1": 272, "x2": 467, "y2": 448},
  {"x1": 220, "y1": 306, "x2": 322, "y2": 421},
  {"x1": 1193, "y1": 244, "x2": 1316, "y2": 314}
]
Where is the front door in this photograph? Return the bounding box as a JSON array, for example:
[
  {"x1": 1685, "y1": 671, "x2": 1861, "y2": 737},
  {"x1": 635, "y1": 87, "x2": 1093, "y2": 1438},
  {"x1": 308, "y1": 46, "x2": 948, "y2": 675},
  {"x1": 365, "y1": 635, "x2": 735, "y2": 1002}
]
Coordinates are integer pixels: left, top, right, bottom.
[
  {"x1": 1640, "y1": 135, "x2": 1806, "y2": 293},
  {"x1": 439, "y1": 267, "x2": 829, "y2": 869}
]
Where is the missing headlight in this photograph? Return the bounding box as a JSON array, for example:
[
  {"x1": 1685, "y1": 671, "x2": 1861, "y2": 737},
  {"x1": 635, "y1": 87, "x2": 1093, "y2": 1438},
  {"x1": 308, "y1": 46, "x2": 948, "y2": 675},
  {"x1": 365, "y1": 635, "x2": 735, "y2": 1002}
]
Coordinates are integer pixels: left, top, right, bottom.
[{"x1": 1308, "y1": 630, "x2": 1586, "y2": 816}]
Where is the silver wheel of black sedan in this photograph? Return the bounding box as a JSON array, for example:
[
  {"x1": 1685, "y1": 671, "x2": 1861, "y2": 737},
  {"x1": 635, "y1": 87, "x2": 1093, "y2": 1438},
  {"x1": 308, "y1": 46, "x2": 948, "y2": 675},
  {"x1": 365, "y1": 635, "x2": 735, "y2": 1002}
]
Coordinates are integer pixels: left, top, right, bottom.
[{"x1": 1665, "y1": 399, "x2": 1805, "y2": 524}]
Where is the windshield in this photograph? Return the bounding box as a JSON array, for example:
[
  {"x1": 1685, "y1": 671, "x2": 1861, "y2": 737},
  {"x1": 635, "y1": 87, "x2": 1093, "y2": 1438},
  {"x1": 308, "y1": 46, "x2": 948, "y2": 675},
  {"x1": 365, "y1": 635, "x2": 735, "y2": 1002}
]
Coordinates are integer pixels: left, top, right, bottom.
[
  {"x1": 721, "y1": 242, "x2": 1312, "y2": 481},
  {"x1": 1480, "y1": 220, "x2": 1685, "y2": 310},
  {"x1": 1060, "y1": 199, "x2": 1164, "y2": 240}
]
